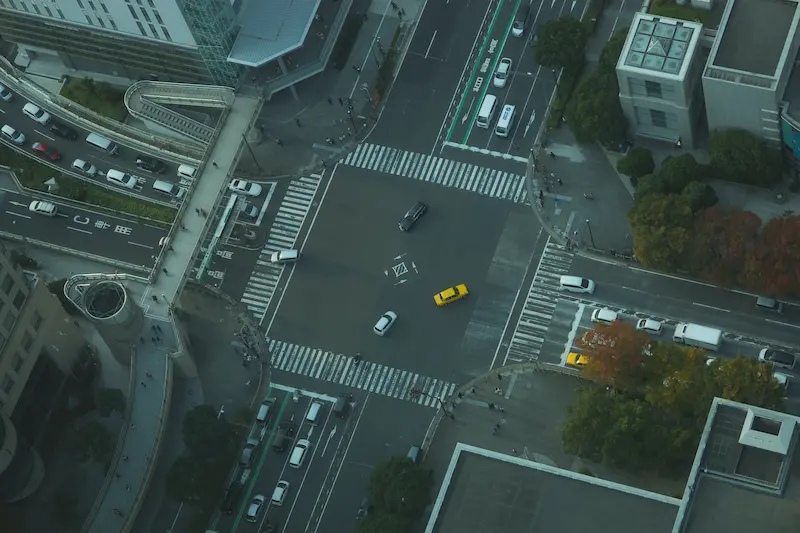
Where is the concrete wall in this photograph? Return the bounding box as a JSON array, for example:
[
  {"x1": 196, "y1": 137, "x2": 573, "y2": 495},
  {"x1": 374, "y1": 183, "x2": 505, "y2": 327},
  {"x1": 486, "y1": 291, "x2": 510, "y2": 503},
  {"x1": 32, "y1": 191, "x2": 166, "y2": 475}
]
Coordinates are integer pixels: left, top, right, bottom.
[{"x1": 703, "y1": 75, "x2": 781, "y2": 141}]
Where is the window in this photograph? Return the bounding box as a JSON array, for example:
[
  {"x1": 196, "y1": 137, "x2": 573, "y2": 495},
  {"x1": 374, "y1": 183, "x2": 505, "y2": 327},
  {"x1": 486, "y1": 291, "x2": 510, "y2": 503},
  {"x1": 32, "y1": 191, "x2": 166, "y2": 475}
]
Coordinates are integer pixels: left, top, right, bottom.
[
  {"x1": 140, "y1": 8, "x2": 150, "y2": 21},
  {"x1": 127, "y1": 4, "x2": 137, "y2": 17},
  {"x1": 3, "y1": 310, "x2": 15, "y2": 332},
  {"x1": 32, "y1": 311, "x2": 42, "y2": 331},
  {"x1": 154, "y1": 11, "x2": 163, "y2": 23},
  {"x1": 13, "y1": 354, "x2": 23, "y2": 373},
  {"x1": 163, "y1": 27, "x2": 171, "y2": 41},
  {"x1": 88, "y1": 0, "x2": 94, "y2": 9},
  {"x1": 84, "y1": 11, "x2": 92, "y2": 23},
  {"x1": 109, "y1": 17, "x2": 117, "y2": 29},
  {"x1": 44, "y1": 4, "x2": 52, "y2": 15},
  {"x1": 2, "y1": 376, "x2": 14, "y2": 394},
  {"x1": 100, "y1": 1, "x2": 108, "y2": 12},
  {"x1": 136, "y1": 21, "x2": 146, "y2": 35},
  {"x1": 97, "y1": 15, "x2": 105, "y2": 27},
  {"x1": 149, "y1": 23, "x2": 158, "y2": 38},
  {"x1": 57, "y1": 7, "x2": 65, "y2": 17},
  {"x1": 32, "y1": 3, "x2": 40, "y2": 13},
  {"x1": 651, "y1": 109, "x2": 667, "y2": 128},
  {"x1": 1, "y1": 274, "x2": 13, "y2": 295},
  {"x1": 76, "y1": 0, "x2": 83, "y2": 7},
  {"x1": 12, "y1": 290, "x2": 25, "y2": 310},
  {"x1": 20, "y1": 1, "x2": 29, "y2": 11},
  {"x1": 21, "y1": 332, "x2": 33, "y2": 352},
  {"x1": 645, "y1": 81, "x2": 662, "y2": 99}
]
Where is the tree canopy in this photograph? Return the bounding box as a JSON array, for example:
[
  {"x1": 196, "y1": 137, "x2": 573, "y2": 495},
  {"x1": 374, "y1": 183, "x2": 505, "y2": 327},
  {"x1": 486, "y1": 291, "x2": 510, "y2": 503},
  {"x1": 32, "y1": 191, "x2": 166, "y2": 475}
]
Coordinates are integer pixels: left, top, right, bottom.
[
  {"x1": 743, "y1": 216, "x2": 800, "y2": 296},
  {"x1": 534, "y1": 18, "x2": 587, "y2": 70},
  {"x1": 709, "y1": 129, "x2": 782, "y2": 187},
  {"x1": 681, "y1": 181, "x2": 718, "y2": 213},
  {"x1": 659, "y1": 154, "x2": 702, "y2": 193},
  {"x1": 369, "y1": 457, "x2": 432, "y2": 522},
  {"x1": 566, "y1": 68, "x2": 627, "y2": 144},
  {"x1": 356, "y1": 512, "x2": 410, "y2": 533},
  {"x1": 182, "y1": 404, "x2": 239, "y2": 460},
  {"x1": 627, "y1": 193, "x2": 693, "y2": 270},
  {"x1": 616, "y1": 147, "x2": 655, "y2": 180},
  {"x1": 578, "y1": 321, "x2": 651, "y2": 391},
  {"x1": 599, "y1": 28, "x2": 629, "y2": 70}
]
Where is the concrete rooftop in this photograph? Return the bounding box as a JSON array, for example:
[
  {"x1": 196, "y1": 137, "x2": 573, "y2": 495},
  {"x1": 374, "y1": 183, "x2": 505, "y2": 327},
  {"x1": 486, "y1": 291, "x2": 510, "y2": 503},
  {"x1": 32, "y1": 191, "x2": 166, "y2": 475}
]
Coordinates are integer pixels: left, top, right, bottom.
[
  {"x1": 431, "y1": 447, "x2": 679, "y2": 533},
  {"x1": 712, "y1": 0, "x2": 797, "y2": 76}
]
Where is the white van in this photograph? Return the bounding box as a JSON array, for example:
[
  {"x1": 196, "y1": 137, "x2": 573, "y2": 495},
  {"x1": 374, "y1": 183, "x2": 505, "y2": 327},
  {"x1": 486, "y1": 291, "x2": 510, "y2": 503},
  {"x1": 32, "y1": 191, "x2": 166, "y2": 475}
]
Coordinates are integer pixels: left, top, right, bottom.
[
  {"x1": 559, "y1": 275, "x2": 595, "y2": 294},
  {"x1": 22, "y1": 102, "x2": 51, "y2": 125},
  {"x1": 495, "y1": 105, "x2": 515, "y2": 137},
  {"x1": 289, "y1": 439, "x2": 311, "y2": 468},
  {"x1": 476, "y1": 94, "x2": 497, "y2": 129},
  {"x1": 1, "y1": 124, "x2": 25, "y2": 145},
  {"x1": 152, "y1": 180, "x2": 186, "y2": 199},
  {"x1": 305, "y1": 401, "x2": 322, "y2": 425},
  {"x1": 106, "y1": 169, "x2": 138, "y2": 189},
  {"x1": 86, "y1": 133, "x2": 119, "y2": 155},
  {"x1": 177, "y1": 164, "x2": 197, "y2": 180}
]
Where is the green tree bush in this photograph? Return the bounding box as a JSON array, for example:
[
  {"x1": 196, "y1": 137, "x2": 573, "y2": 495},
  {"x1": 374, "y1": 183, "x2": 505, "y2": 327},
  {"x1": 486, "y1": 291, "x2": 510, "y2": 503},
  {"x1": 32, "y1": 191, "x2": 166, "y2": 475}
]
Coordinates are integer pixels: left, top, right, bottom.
[
  {"x1": 634, "y1": 173, "x2": 667, "y2": 199},
  {"x1": 566, "y1": 69, "x2": 627, "y2": 144},
  {"x1": 535, "y1": 18, "x2": 588, "y2": 70},
  {"x1": 659, "y1": 154, "x2": 702, "y2": 193},
  {"x1": 709, "y1": 129, "x2": 782, "y2": 187},
  {"x1": 97, "y1": 388, "x2": 126, "y2": 417},
  {"x1": 616, "y1": 147, "x2": 655, "y2": 179},
  {"x1": 627, "y1": 193, "x2": 693, "y2": 270},
  {"x1": 681, "y1": 181, "x2": 718, "y2": 212},
  {"x1": 369, "y1": 457, "x2": 432, "y2": 526},
  {"x1": 68, "y1": 420, "x2": 115, "y2": 463},
  {"x1": 599, "y1": 28, "x2": 629, "y2": 69},
  {"x1": 60, "y1": 77, "x2": 127, "y2": 121}
]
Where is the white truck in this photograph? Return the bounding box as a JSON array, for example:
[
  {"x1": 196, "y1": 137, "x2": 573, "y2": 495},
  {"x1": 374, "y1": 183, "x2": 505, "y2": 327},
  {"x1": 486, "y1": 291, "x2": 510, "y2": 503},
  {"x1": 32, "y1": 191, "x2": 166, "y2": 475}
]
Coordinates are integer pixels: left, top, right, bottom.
[{"x1": 673, "y1": 323, "x2": 722, "y2": 351}]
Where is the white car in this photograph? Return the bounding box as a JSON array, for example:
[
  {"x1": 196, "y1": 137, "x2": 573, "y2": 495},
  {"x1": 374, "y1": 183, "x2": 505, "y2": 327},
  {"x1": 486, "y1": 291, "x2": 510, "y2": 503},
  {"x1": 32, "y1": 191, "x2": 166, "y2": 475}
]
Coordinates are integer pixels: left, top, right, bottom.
[
  {"x1": 72, "y1": 159, "x2": 98, "y2": 176},
  {"x1": 229, "y1": 179, "x2": 262, "y2": 196},
  {"x1": 270, "y1": 249, "x2": 299, "y2": 264},
  {"x1": 774, "y1": 371, "x2": 791, "y2": 391},
  {"x1": 0, "y1": 84, "x2": 12, "y2": 102},
  {"x1": 29, "y1": 200, "x2": 57, "y2": 216},
  {"x1": 493, "y1": 58, "x2": 512, "y2": 88},
  {"x1": 373, "y1": 311, "x2": 397, "y2": 336},
  {"x1": 590, "y1": 308, "x2": 618, "y2": 325},
  {"x1": 245, "y1": 494, "x2": 265, "y2": 522},
  {"x1": 22, "y1": 102, "x2": 51, "y2": 125},
  {"x1": 1, "y1": 124, "x2": 25, "y2": 145},
  {"x1": 636, "y1": 318, "x2": 663, "y2": 336},
  {"x1": 271, "y1": 480, "x2": 290, "y2": 506}
]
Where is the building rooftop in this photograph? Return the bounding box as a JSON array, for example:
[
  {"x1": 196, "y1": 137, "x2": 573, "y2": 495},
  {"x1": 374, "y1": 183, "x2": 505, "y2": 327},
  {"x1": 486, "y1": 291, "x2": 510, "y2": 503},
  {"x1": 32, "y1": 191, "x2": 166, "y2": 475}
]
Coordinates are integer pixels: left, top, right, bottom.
[
  {"x1": 711, "y1": 0, "x2": 797, "y2": 77},
  {"x1": 428, "y1": 445, "x2": 680, "y2": 533},
  {"x1": 228, "y1": 0, "x2": 321, "y2": 67},
  {"x1": 620, "y1": 13, "x2": 701, "y2": 78}
]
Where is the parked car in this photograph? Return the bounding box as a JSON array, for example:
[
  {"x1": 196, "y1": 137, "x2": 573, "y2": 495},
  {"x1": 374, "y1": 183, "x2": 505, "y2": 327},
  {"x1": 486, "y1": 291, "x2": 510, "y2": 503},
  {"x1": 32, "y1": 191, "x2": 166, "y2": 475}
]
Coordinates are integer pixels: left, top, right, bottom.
[
  {"x1": 434, "y1": 284, "x2": 469, "y2": 307},
  {"x1": 239, "y1": 438, "x2": 259, "y2": 468},
  {"x1": 636, "y1": 318, "x2": 663, "y2": 335},
  {"x1": 566, "y1": 352, "x2": 587, "y2": 368},
  {"x1": 136, "y1": 155, "x2": 167, "y2": 173},
  {"x1": 229, "y1": 179, "x2": 262, "y2": 196},
  {"x1": 758, "y1": 348, "x2": 796, "y2": 370},
  {"x1": 1, "y1": 124, "x2": 25, "y2": 145},
  {"x1": 590, "y1": 308, "x2": 619, "y2": 325},
  {"x1": 244, "y1": 494, "x2": 265, "y2": 522},
  {"x1": 356, "y1": 497, "x2": 373, "y2": 520},
  {"x1": 270, "y1": 249, "x2": 299, "y2": 264},
  {"x1": 31, "y1": 142, "x2": 61, "y2": 161},
  {"x1": 240, "y1": 202, "x2": 258, "y2": 218},
  {"x1": 50, "y1": 121, "x2": 78, "y2": 140}
]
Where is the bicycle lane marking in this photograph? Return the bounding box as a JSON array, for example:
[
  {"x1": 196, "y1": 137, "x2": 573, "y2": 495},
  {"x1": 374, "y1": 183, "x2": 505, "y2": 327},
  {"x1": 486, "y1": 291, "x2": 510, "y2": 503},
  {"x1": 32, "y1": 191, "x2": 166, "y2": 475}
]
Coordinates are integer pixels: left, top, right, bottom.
[
  {"x1": 462, "y1": 0, "x2": 523, "y2": 145},
  {"x1": 444, "y1": 0, "x2": 508, "y2": 144}
]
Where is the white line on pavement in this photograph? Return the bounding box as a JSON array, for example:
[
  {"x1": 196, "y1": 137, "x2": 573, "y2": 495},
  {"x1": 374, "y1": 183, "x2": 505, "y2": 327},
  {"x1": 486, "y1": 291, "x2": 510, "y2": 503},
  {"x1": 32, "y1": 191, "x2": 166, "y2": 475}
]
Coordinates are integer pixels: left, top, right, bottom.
[{"x1": 693, "y1": 302, "x2": 730, "y2": 313}]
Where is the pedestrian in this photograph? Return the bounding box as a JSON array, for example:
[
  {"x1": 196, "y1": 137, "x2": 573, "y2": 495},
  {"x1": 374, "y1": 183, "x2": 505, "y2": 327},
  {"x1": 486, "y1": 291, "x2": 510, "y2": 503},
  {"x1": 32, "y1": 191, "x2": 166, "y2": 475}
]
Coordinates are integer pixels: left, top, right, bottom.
[
  {"x1": 180, "y1": 223, "x2": 187, "y2": 230},
  {"x1": 498, "y1": 373, "x2": 502, "y2": 381},
  {"x1": 498, "y1": 406, "x2": 505, "y2": 413},
  {"x1": 140, "y1": 337, "x2": 144, "y2": 343},
  {"x1": 141, "y1": 381, "x2": 147, "y2": 388},
  {"x1": 363, "y1": 12, "x2": 368, "y2": 20},
  {"x1": 489, "y1": 402, "x2": 495, "y2": 410},
  {"x1": 399, "y1": 8, "x2": 405, "y2": 17},
  {"x1": 125, "y1": 484, "x2": 131, "y2": 491},
  {"x1": 259, "y1": 124, "x2": 265, "y2": 133},
  {"x1": 352, "y1": 65, "x2": 361, "y2": 73},
  {"x1": 549, "y1": 151, "x2": 555, "y2": 159},
  {"x1": 131, "y1": 424, "x2": 137, "y2": 430},
  {"x1": 123, "y1": 455, "x2": 129, "y2": 461},
  {"x1": 151, "y1": 337, "x2": 157, "y2": 343},
  {"x1": 212, "y1": 160, "x2": 218, "y2": 167},
  {"x1": 156, "y1": 325, "x2": 162, "y2": 332},
  {"x1": 451, "y1": 401, "x2": 457, "y2": 409},
  {"x1": 276, "y1": 138, "x2": 284, "y2": 146},
  {"x1": 146, "y1": 371, "x2": 153, "y2": 378},
  {"x1": 557, "y1": 177, "x2": 563, "y2": 185},
  {"x1": 338, "y1": 96, "x2": 344, "y2": 106},
  {"x1": 512, "y1": 448, "x2": 518, "y2": 455},
  {"x1": 295, "y1": 118, "x2": 302, "y2": 128},
  {"x1": 151, "y1": 325, "x2": 156, "y2": 331},
  {"x1": 494, "y1": 387, "x2": 502, "y2": 394},
  {"x1": 471, "y1": 387, "x2": 476, "y2": 394},
  {"x1": 113, "y1": 508, "x2": 122, "y2": 516},
  {"x1": 151, "y1": 295, "x2": 158, "y2": 302},
  {"x1": 390, "y1": 0, "x2": 397, "y2": 9},
  {"x1": 457, "y1": 392, "x2": 463, "y2": 399},
  {"x1": 115, "y1": 473, "x2": 121, "y2": 478},
  {"x1": 156, "y1": 337, "x2": 161, "y2": 343},
  {"x1": 327, "y1": 96, "x2": 333, "y2": 105},
  {"x1": 162, "y1": 268, "x2": 168, "y2": 275},
  {"x1": 195, "y1": 207, "x2": 200, "y2": 215}
]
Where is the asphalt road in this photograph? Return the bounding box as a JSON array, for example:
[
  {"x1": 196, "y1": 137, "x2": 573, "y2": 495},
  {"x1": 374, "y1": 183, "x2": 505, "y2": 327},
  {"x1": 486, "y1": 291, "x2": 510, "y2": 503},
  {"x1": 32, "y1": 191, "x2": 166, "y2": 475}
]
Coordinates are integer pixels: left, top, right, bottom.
[
  {"x1": 266, "y1": 164, "x2": 538, "y2": 382},
  {"x1": 0, "y1": 94, "x2": 192, "y2": 203},
  {"x1": 569, "y1": 254, "x2": 800, "y2": 349},
  {"x1": 0, "y1": 185, "x2": 167, "y2": 266}
]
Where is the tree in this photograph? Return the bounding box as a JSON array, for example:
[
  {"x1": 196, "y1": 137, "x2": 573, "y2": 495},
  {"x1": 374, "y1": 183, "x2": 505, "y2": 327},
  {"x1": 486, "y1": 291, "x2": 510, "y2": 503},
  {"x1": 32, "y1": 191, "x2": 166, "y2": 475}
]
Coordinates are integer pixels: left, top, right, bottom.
[
  {"x1": 562, "y1": 387, "x2": 618, "y2": 463},
  {"x1": 166, "y1": 456, "x2": 224, "y2": 506},
  {"x1": 659, "y1": 154, "x2": 701, "y2": 194},
  {"x1": 599, "y1": 28, "x2": 629, "y2": 70},
  {"x1": 711, "y1": 356, "x2": 785, "y2": 409},
  {"x1": 369, "y1": 457, "x2": 432, "y2": 521},
  {"x1": 709, "y1": 129, "x2": 782, "y2": 187},
  {"x1": 183, "y1": 404, "x2": 238, "y2": 461},
  {"x1": 627, "y1": 193, "x2": 693, "y2": 270},
  {"x1": 644, "y1": 343, "x2": 716, "y2": 421},
  {"x1": 356, "y1": 512, "x2": 409, "y2": 533},
  {"x1": 744, "y1": 215, "x2": 800, "y2": 296},
  {"x1": 534, "y1": 18, "x2": 588, "y2": 70},
  {"x1": 96, "y1": 388, "x2": 126, "y2": 417},
  {"x1": 634, "y1": 174, "x2": 667, "y2": 199},
  {"x1": 577, "y1": 321, "x2": 651, "y2": 391},
  {"x1": 681, "y1": 181, "x2": 718, "y2": 212},
  {"x1": 616, "y1": 147, "x2": 655, "y2": 179},
  {"x1": 68, "y1": 420, "x2": 114, "y2": 463},
  {"x1": 566, "y1": 69, "x2": 627, "y2": 144},
  {"x1": 684, "y1": 207, "x2": 760, "y2": 286}
]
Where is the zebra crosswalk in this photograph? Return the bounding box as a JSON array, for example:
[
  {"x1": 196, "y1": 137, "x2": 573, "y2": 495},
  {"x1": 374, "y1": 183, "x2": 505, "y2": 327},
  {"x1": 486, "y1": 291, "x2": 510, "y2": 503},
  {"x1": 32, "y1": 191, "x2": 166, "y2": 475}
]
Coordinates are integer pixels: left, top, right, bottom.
[
  {"x1": 240, "y1": 175, "x2": 321, "y2": 321},
  {"x1": 267, "y1": 339, "x2": 457, "y2": 407},
  {"x1": 506, "y1": 238, "x2": 575, "y2": 362},
  {"x1": 340, "y1": 142, "x2": 528, "y2": 204}
]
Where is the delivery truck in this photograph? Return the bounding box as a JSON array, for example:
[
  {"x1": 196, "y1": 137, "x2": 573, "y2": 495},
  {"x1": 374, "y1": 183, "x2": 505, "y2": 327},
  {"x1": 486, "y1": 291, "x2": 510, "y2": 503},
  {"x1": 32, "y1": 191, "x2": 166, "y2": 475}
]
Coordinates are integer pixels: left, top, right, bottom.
[{"x1": 673, "y1": 323, "x2": 722, "y2": 351}]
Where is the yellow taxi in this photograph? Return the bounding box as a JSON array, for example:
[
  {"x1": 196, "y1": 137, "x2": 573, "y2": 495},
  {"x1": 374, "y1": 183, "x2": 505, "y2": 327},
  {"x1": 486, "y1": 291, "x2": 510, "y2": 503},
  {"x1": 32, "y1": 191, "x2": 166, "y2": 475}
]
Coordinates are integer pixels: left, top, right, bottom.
[
  {"x1": 566, "y1": 352, "x2": 588, "y2": 369},
  {"x1": 434, "y1": 284, "x2": 469, "y2": 307}
]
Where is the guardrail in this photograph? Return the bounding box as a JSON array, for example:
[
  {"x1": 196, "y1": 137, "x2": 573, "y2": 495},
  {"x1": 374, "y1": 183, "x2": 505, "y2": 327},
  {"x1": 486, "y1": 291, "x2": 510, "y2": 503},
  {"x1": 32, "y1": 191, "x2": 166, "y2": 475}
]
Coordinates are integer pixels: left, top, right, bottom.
[{"x1": 0, "y1": 55, "x2": 206, "y2": 162}]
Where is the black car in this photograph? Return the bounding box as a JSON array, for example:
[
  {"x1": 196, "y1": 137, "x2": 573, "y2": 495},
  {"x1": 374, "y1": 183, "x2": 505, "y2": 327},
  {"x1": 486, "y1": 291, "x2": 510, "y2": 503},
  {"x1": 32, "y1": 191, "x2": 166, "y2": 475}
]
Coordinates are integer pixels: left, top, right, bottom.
[
  {"x1": 272, "y1": 422, "x2": 295, "y2": 452},
  {"x1": 220, "y1": 482, "x2": 243, "y2": 514},
  {"x1": 135, "y1": 155, "x2": 167, "y2": 173},
  {"x1": 398, "y1": 201, "x2": 428, "y2": 231},
  {"x1": 49, "y1": 121, "x2": 78, "y2": 140}
]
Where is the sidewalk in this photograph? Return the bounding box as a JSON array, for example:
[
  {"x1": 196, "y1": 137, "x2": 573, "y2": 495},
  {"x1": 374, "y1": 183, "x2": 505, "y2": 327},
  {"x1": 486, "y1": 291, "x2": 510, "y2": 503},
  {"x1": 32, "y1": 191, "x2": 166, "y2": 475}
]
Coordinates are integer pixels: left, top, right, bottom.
[{"x1": 239, "y1": 0, "x2": 421, "y2": 177}]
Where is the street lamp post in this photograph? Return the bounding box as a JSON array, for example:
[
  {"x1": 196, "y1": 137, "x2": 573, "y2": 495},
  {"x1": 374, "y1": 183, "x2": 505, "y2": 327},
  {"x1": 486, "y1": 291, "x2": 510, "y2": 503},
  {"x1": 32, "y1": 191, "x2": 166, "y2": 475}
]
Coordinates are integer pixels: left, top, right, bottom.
[
  {"x1": 360, "y1": 83, "x2": 372, "y2": 104},
  {"x1": 585, "y1": 219, "x2": 596, "y2": 248},
  {"x1": 409, "y1": 388, "x2": 453, "y2": 417}
]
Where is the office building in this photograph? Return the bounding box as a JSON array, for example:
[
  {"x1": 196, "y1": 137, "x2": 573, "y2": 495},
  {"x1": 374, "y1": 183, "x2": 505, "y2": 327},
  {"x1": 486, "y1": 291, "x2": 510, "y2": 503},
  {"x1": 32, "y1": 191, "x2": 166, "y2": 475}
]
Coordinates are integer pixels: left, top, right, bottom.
[{"x1": 0, "y1": 243, "x2": 85, "y2": 503}]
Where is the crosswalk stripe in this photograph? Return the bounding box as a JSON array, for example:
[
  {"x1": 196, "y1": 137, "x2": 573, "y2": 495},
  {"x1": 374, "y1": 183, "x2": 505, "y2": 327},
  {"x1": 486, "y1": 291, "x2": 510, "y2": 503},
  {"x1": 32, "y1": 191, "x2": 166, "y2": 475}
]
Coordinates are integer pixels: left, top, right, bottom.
[
  {"x1": 340, "y1": 143, "x2": 527, "y2": 204},
  {"x1": 506, "y1": 238, "x2": 575, "y2": 363},
  {"x1": 239, "y1": 175, "x2": 322, "y2": 321},
  {"x1": 266, "y1": 339, "x2": 457, "y2": 406}
]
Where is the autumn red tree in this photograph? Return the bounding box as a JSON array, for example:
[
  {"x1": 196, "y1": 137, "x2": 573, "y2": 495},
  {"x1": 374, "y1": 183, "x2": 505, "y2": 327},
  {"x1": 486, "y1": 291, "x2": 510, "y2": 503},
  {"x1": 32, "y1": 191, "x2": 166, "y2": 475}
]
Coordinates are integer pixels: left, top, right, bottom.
[
  {"x1": 685, "y1": 207, "x2": 761, "y2": 286},
  {"x1": 577, "y1": 321, "x2": 652, "y2": 391},
  {"x1": 744, "y1": 215, "x2": 800, "y2": 296}
]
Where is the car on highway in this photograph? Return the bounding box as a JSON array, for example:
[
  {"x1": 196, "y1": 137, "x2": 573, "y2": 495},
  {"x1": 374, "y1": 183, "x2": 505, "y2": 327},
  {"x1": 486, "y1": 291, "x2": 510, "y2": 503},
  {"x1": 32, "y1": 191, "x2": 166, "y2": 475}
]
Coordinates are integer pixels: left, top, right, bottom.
[
  {"x1": 271, "y1": 480, "x2": 290, "y2": 506},
  {"x1": 493, "y1": 58, "x2": 512, "y2": 88},
  {"x1": 398, "y1": 201, "x2": 427, "y2": 231},
  {"x1": 373, "y1": 311, "x2": 398, "y2": 336},
  {"x1": 245, "y1": 494, "x2": 265, "y2": 522},
  {"x1": 434, "y1": 284, "x2": 469, "y2": 307},
  {"x1": 31, "y1": 142, "x2": 61, "y2": 161},
  {"x1": 229, "y1": 178, "x2": 262, "y2": 196},
  {"x1": 758, "y1": 348, "x2": 796, "y2": 370},
  {"x1": 50, "y1": 121, "x2": 78, "y2": 141},
  {"x1": 28, "y1": 200, "x2": 57, "y2": 216},
  {"x1": 1, "y1": 124, "x2": 25, "y2": 145},
  {"x1": 566, "y1": 352, "x2": 587, "y2": 368},
  {"x1": 272, "y1": 421, "x2": 295, "y2": 452},
  {"x1": 0, "y1": 84, "x2": 12, "y2": 102},
  {"x1": 72, "y1": 159, "x2": 99, "y2": 176},
  {"x1": 270, "y1": 249, "x2": 299, "y2": 264},
  {"x1": 239, "y1": 438, "x2": 260, "y2": 467},
  {"x1": 636, "y1": 318, "x2": 663, "y2": 336},
  {"x1": 220, "y1": 482, "x2": 243, "y2": 514},
  {"x1": 22, "y1": 102, "x2": 51, "y2": 125},
  {"x1": 136, "y1": 155, "x2": 167, "y2": 174},
  {"x1": 559, "y1": 275, "x2": 595, "y2": 294}
]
